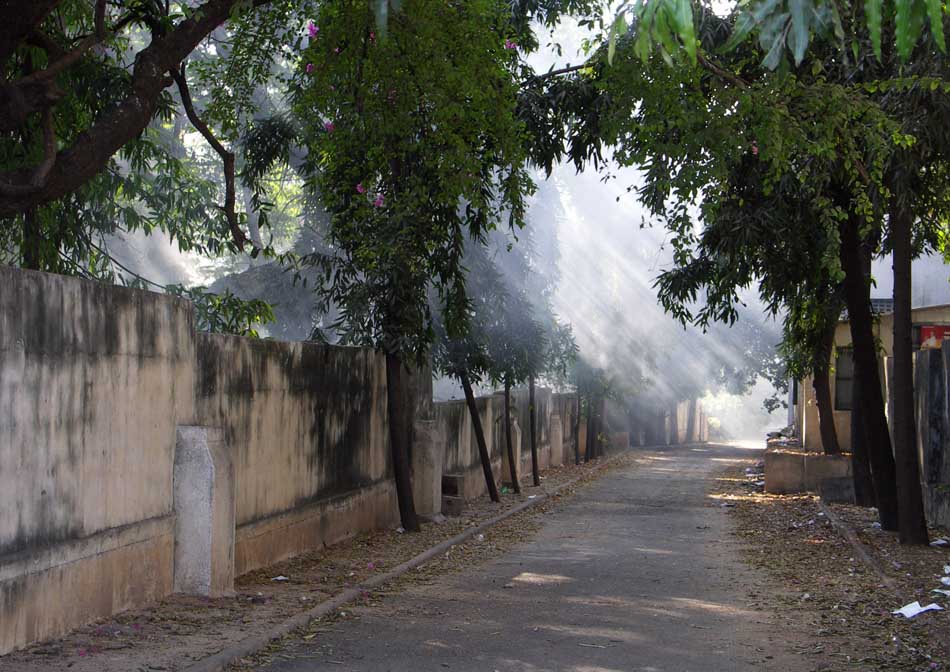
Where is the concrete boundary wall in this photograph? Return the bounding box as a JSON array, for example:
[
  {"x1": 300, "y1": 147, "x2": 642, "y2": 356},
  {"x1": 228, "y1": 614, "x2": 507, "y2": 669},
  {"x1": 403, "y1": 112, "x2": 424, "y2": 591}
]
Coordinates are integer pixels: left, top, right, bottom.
[{"x1": 0, "y1": 268, "x2": 406, "y2": 654}]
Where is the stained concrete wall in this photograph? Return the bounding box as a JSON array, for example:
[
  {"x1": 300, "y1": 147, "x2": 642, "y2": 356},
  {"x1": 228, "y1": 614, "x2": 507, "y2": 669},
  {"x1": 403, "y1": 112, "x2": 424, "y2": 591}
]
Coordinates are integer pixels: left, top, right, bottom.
[
  {"x1": 513, "y1": 387, "x2": 553, "y2": 474},
  {"x1": 0, "y1": 267, "x2": 194, "y2": 654},
  {"x1": 0, "y1": 268, "x2": 406, "y2": 654},
  {"x1": 553, "y1": 393, "x2": 579, "y2": 461},
  {"x1": 193, "y1": 334, "x2": 398, "y2": 574},
  {"x1": 433, "y1": 397, "x2": 500, "y2": 502}
]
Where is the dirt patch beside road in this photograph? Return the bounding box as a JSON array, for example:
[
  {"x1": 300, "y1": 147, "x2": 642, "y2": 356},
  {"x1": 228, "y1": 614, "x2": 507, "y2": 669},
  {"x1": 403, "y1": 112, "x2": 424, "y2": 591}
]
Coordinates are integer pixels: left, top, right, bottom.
[{"x1": 715, "y1": 464, "x2": 950, "y2": 671}]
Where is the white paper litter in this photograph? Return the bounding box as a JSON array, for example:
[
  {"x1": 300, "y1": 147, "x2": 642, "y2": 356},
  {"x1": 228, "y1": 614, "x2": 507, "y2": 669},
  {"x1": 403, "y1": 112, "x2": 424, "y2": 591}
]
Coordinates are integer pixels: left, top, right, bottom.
[
  {"x1": 941, "y1": 576, "x2": 950, "y2": 587},
  {"x1": 932, "y1": 589, "x2": 950, "y2": 598},
  {"x1": 892, "y1": 601, "x2": 944, "y2": 618},
  {"x1": 944, "y1": 565, "x2": 950, "y2": 575},
  {"x1": 528, "y1": 495, "x2": 537, "y2": 499},
  {"x1": 931, "y1": 538, "x2": 950, "y2": 548},
  {"x1": 271, "y1": 575, "x2": 289, "y2": 582}
]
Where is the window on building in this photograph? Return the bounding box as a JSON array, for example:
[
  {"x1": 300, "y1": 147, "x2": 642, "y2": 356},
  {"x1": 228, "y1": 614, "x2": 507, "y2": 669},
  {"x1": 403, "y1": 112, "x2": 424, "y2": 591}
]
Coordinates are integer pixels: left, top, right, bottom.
[{"x1": 834, "y1": 348, "x2": 854, "y2": 411}]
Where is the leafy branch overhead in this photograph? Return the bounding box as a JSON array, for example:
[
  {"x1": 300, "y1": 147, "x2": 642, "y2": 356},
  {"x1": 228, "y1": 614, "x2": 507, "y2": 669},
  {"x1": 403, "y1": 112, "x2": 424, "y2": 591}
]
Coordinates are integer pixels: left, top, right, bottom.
[{"x1": 607, "y1": 0, "x2": 947, "y2": 69}]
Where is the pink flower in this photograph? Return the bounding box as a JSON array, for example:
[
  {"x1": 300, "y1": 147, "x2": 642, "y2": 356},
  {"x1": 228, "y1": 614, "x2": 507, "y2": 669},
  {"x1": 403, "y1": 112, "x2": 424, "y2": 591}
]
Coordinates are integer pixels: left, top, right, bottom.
[
  {"x1": 356, "y1": 183, "x2": 366, "y2": 194},
  {"x1": 334, "y1": 47, "x2": 341, "y2": 54},
  {"x1": 324, "y1": 121, "x2": 335, "y2": 133},
  {"x1": 373, "y1": 194, "x2": 384, "y2": 208},
  {"x1": 369, "y1": 32, "x2": 376, "y2": 43},
  {"x1": 367, "y1": 561, "x2": 376, "y2": 570},
  {"x1": 504, "y1": 39, "x2": 517, "y2": 50},
  {"x1": 307, "y1": 21, "x2": 319, "y2": 38},
  {"x1": 306, "y1": 63, "x2": 314, "y2": 73}
]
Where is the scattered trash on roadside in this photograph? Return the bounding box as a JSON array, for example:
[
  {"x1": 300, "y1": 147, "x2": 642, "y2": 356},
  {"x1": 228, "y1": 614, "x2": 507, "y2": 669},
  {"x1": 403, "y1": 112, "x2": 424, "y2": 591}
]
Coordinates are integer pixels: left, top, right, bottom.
[
  {"x1": 941, "y1": 576, "x2": 950, "y2": 587},
  {"x1": 871, "y1": 522, "x2": 882, "y2": 530},
  {"x1": 476, "y1": 534, "x2": 485, "y2": 542},
  {"x1": 720, "y1": 502, "x2": 736, "y2": 508},
  {"x1": 892, "y1": 601, "x2": 944, "y2": 618},
  {"x1": 271, "y1": 575, "x2": 289, "y2": 582},
  {"x1": 396, "y1": 527, "x2": 405, "y2": 534},
  {"x1": 528, "y1": 495, "x2": 537, "y2": 499},
  {"x1": 802, "y1": 593, "x2": 811, "y2": 601},
  {"x1": 944, "y1": 565, "x2": 950, "y2": 574},
  {"x1": 932, "y1": 589, "x2": 950, "y2": 598},
  {"x1": 930, "y1": 538, "x2": 949, "y2": 548}
]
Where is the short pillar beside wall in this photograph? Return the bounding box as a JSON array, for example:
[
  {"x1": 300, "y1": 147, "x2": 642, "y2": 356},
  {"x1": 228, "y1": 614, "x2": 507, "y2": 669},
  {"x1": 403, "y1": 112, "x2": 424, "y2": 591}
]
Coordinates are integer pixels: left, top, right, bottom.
[
  {"x1": 173, "y1": 426, "x2": 235, "y2": 597},
  {"x1": 549, "y1": 413, "x2": 564, "y2": 467},
  {"x1": 412, "y1": 416, "x2": 445, "y2": 521}
]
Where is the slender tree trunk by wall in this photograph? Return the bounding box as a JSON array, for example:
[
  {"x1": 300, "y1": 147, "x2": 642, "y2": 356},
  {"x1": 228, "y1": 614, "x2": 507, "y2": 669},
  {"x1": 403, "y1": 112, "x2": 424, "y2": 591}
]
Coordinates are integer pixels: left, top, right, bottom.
[
  {"x1": 850, "y1": 370, "x2": 877, "y2": 507},
  {"x1": 585, "y1": 396, "x2": 597, "y2": 461},
  {"x1": 839, "y1": 216, "x2": 899, "y2": 530},
  {"x1": 813, "y1": 311, "x2": 841, "y2": 455},
  {"x1": 460, "y1": 372, "x2": 500, "y2": 503},
  {"x1": 891, "y1": 206, "x2": 930, "y2": 544},
  {"x1": 385, "y1": 352, "x2": 420, "y2": 532},
  {"x1": 574, "y1": 396, "x2": 581, "y2": 465},
  {"x1": 812, "y1": 369, "x2": 839, "y2": 455},
  {"x1": 528, "y1": 375, "x2": 540, "y2": 486},
  {"x1": 504, "y1": 379, "x2": 521, "y2": 494},
  {"x1": 22, "y1": 208, "x2": 41, "y2": 270},
  {"x1": 685, "y1": 399, "x2": 697, "y2": 444}
]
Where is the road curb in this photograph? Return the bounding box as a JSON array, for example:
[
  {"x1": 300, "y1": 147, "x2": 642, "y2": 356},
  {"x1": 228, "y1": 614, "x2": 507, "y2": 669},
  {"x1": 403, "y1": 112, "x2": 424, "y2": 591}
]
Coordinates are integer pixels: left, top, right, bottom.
[
  {"x1": 817, "y1": 500, "x2": 897, "y2": 592},
  {"x1": 185, "y1": 450, "x2": 630, "y2": 672}
]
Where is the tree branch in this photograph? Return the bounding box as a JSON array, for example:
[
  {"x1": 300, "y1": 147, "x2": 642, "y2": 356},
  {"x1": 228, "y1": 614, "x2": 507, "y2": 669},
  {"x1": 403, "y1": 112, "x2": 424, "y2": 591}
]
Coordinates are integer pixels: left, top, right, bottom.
[
  {"x1": 697, "y1": 52, "x2": 750, "y2": 91},
  {"x1": 0, "y1": 0, "x2": 274, "y2": 218},
  {"x1": 0, "y1": 0, "x2": 64, "y2": 65},
  {"x1": 522, "y1": 62, "x2": 590, "y2": 87},
  {"x1": 172, "y1": 62, "x2": 246, "y2": 250}
]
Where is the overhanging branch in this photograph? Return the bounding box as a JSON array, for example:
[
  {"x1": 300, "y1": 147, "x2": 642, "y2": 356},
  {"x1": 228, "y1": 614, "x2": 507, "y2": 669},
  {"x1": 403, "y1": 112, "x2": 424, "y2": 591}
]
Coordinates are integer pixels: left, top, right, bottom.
[
  {"x1": 0, "y1": 0, "x2": 274, "y2": 218},
  {"x1": 172, "y1": 63, "x2": 246, "y2": 250}
]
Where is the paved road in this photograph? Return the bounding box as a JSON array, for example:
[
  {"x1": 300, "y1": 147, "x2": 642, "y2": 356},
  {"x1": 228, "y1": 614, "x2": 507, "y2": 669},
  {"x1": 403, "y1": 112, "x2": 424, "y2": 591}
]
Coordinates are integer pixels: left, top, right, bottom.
[{"x1": 256, "y1": 443, "x2": 813, "y2": 672}]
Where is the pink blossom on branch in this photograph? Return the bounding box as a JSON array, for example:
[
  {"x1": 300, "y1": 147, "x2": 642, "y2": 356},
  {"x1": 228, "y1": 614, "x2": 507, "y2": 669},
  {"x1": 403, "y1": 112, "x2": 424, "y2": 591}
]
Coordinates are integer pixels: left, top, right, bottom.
[
  {"x1": 356, "y1": 183, "x2": 366, "y2": 194},
  {"x1": 504, "y1": 39, "x2": 517, "y2": 50},
  {"x1": 324, "y1": 121, "x2": 335, "y2": 133},
  {"x1": 307, "y1": 21, "x2": 319, "y2": 38},
  {"x1": 373, "y1": 194, "x2": 385, "y2": 208},
  {"x1": 306, "y1": 63, "x2": 314, "y2": 73}
]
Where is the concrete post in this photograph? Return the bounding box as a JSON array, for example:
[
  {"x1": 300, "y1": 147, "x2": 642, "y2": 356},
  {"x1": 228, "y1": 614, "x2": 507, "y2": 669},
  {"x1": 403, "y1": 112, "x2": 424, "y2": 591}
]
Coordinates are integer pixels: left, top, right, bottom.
[
  {"x1": 173, "y1": 426, "x2": 235, "y2": 597},
  {"x1": 412, "y1": 416, "x2": 445, "y2": 521},
  {"x1": 549, "y1": 412, "x2": 564, "y2": 467}
]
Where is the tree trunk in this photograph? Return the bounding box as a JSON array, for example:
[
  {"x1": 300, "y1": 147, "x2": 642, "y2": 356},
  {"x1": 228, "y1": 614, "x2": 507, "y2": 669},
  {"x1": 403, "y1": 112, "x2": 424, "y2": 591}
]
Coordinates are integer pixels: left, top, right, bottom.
[
  {"x1": 891, "y1": 206, "x2": 929, "y2": 544},
  {"x1": 573, "y1": 395, "x2": 581, "y2": 465},
  {"x1": 385, "y1": 352, "x2": 419, "y2": 532},
  {"x1": 504, "y1": 379, "x2": 520, "y2": 494},
  {"x1": 839, "y1": 216, "x2": 899, "y2": 530},
  {"x1": 813, "y1": 311, "x2": 840, "y2": 455},
  {"x1": 22, "y1": 207, "x2": 41, "y2": 270},
  {"x1": 460, "y1": 372, "x2": 499, "y2": 503},
  {"x1": 850, "y1": 368, "x2": 877, "y2": 507},
  {"x1": 685, "y1": 399, "x2": 697, "y2": 444},
  {"x1": 528, "y1": 375, "x2": 540, "y2": 486},
  {"x1": 585, "y1": 396, "x2": 597, "y2": 461}
]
